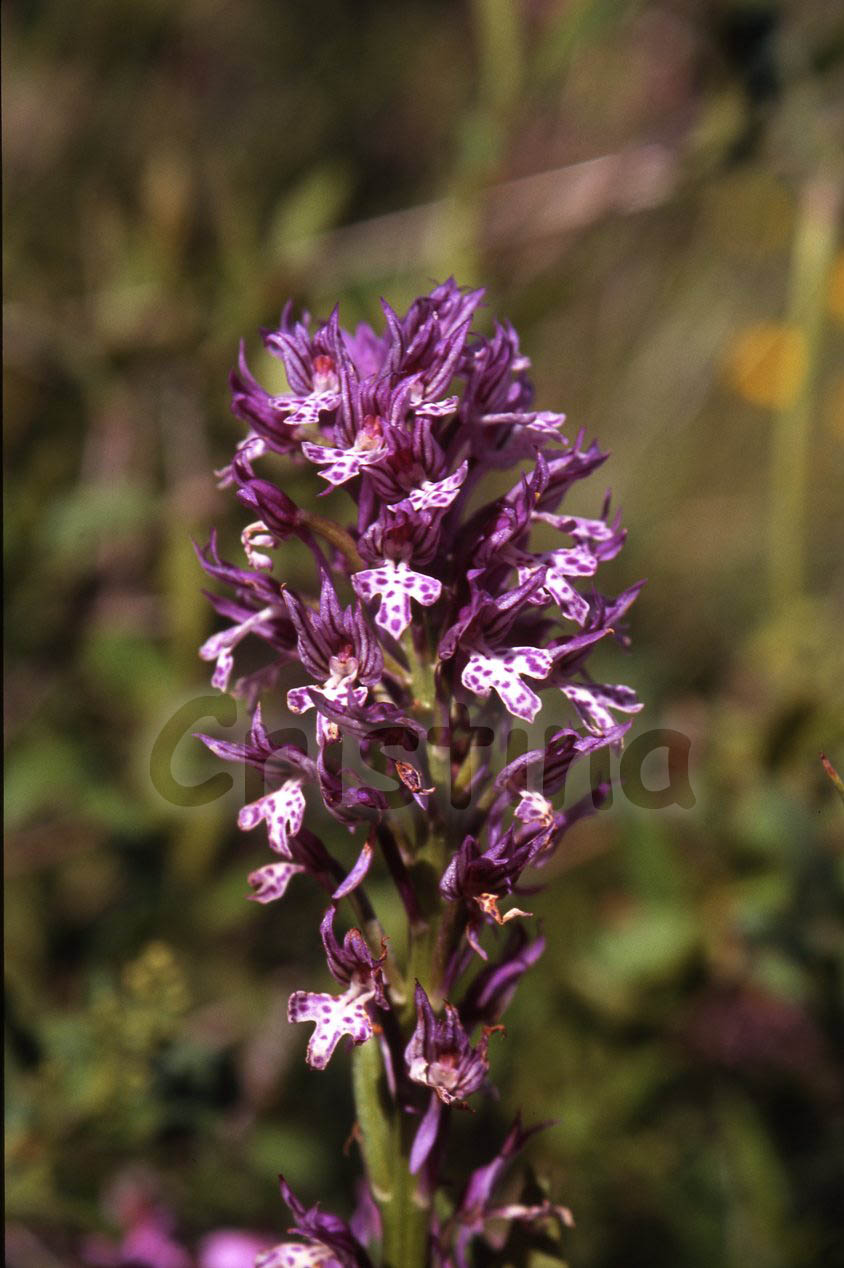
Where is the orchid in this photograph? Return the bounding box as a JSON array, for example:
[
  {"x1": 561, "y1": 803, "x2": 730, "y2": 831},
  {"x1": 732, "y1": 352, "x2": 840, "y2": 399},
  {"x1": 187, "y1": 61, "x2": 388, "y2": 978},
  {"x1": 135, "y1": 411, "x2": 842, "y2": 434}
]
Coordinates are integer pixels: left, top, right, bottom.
[{"x1": 198, "y1": 279, "x2": 642, "y2": 1265}]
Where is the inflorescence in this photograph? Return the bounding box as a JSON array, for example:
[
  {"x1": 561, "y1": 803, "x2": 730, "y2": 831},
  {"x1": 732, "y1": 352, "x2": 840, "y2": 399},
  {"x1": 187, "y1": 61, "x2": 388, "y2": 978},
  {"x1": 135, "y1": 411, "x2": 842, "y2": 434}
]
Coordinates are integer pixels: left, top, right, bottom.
[{"x1": 197, "y1": 279, "x2": 642, "y2": 1267}]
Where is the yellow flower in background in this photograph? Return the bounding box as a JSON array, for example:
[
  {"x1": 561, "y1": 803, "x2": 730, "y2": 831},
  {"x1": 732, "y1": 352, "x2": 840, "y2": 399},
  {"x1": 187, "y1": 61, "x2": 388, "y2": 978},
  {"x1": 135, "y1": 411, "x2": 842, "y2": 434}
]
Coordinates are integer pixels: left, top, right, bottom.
[{"x1": 724, "y1": 322, "x2": 807, "y2": 409}]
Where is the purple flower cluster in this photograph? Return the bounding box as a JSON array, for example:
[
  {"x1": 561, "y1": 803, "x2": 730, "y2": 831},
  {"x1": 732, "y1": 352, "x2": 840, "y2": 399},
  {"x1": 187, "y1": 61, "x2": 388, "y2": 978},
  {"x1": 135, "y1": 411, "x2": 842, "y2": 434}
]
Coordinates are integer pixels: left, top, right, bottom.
[{"x1": 198, "y1": 279, "x2": 642, "y2": 1265}]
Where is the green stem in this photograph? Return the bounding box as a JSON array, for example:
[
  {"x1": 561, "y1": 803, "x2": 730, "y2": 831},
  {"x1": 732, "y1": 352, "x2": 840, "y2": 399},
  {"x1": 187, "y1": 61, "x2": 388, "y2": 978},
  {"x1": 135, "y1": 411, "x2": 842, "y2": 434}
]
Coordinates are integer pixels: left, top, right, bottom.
[
  {"x1": 403, "y1": 629, "x2": 435, "y2": 714},
  {"x1": 352, "y1": 631, "x2": 453, "y2": 1267},
  {"x1": 301, "y1": 510, "x2": 366, "y2": 570},
  {"x1": 351, "y1": 1039, "x2": 393, "y2": 1204},
  {"x1": 768, "y1": 171, "x2": 841, "y2": 612},
  {"x1": 381, "y1": 1111, "x2": 430, "y2": 1268}
]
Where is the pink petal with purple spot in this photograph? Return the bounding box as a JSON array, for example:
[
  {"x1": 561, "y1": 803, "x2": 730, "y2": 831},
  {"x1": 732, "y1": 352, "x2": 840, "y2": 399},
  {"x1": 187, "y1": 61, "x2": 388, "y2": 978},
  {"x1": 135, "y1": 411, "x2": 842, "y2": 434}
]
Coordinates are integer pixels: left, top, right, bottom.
[
  {"x1": 399, "y1": 460, "x2": 468, "y2": 513},
  {"x1": 211, "y1": 646, "x2": 234, "y2": 691},
  {"x1": 542, "y1": 571, "x2": 590, "y2": 624},
  {"x1": 272, "y1": 390, "x2": 339, "y2": 428},
  {"x1": 287, "y1": 988, "x2": 374, "y2": 1070},
  {"x1": 287, "y1": 685, "x2": 315, "y2": 714},
  {"x1": 562, "y1": 682, "x2": 642, "y2": 734},
  {"x1": 237, "y1": 778, "x2": 305, "y2": 854},
  {"x1": 535, "y1": 510, "x2": 616, "y2": 542},
  {"x1": 516, "y1": 790, "x2": 554, "y2": 828},
  {"x1": 352, "y1": 561, "x2": 441, "y2": 637},
  {"x1": 461, "y1": 646, "x2": 552, "y2": 722},
  {"x1": 302, "y1": 440, "x2": 387, "y2": 487},
  {"x1": 516, "y1": 565, "x2": 590, "y2": 625},
  {"x1": 248, "y1": 861, "x2": 306, "y2": 904},
  {"x1": 199, "y1": 607, "x2": 277, "y2": 691},
  {"x1": 255, "y1": 1242, "x2": 335, "y2": 1268},
  {"x1": 301, "y1": 442, "x2": 365, "y2": 486},
  {"x1": 414, "y1": 394, "x2": 458, "y2": 418}
]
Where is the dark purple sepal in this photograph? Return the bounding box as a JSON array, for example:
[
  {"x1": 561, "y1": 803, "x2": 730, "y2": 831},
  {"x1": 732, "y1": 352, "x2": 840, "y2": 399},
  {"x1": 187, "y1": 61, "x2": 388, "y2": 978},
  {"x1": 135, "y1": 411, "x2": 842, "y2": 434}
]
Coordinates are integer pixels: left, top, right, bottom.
[
  {"x1": 409, "y1": 1090, "x2": 445, "y2": 1175},
  {"x1": 195, "y1": 702, "x2": 317, "y2": 781},
  {"x1": 264, "y1": 1174, "x2": 374, "y2": 1268},
  {"x1": 450, "y1": 1115, "x2": 571, "y2": 1268},
  {"x1": 459, "y1": 927, "x2": 546, "y2": 1029}
]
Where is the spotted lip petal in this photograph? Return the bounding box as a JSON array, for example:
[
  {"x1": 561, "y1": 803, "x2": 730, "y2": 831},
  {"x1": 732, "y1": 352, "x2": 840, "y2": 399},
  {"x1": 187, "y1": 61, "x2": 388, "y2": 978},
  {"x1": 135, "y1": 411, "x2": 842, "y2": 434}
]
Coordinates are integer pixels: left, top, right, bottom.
[
  {"x1": 248, "y1": 861, "x2": 307, "y2": 904},
  {"x1": 480, "y1": 408, "x2": 566, "y2": 437},
  {"x1": 461, "y1": 646, "x2": 553, "y2": 723},
  {"x1": 272, "y1": 390, "x2": 340, "y2": 428},
  {"x1": 287, "y1": 683, "x2": 368, "y2": 717},
  {"x1": 413, "y1": 393, "x2": 459, "y2": 418},
  {"x1": 255, "y1": 1243, "x2": 336, "y2": 1267},
  {"x1": 391, "y1": 459, "x2": 468, "y2": 514},
  {"x1": 287, "y1": 988, "x2": 376, "y2": 1071},
  {"x1": 562, "y1": 681, "x2": 642, "y2": 734},
  {"x1": 515, "y1": 790, "x2": 555, "y2": 830},
  {"x1": 352, "y1": 560, "x2": 442, "y2": 638},
  {"x1": 237, "y1": 778, "x2": 306, "y2": 855},
  {"x1": 198, "y1": 604, "x2": 280, "y2": 691},
  {"x1": 288, "y1": 682, "x2": 369, "y2": 750},
  {"x1": 301, "y1": 439, "x2": 387, "y2": 487},
  {"x1": 288, "y1": 906, "x2": 388, "y2": 1069}
]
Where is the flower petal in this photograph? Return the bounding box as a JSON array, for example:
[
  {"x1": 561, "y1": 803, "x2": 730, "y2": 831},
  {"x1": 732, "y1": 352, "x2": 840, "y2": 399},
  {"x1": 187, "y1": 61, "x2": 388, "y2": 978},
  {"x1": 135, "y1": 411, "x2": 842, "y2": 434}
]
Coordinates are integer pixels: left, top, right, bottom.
[
  {"x1": 515, "y1": 790, "x2": 554, "y2": 830},
  {"x1": 287, "y1": 685, "x2": 315, "y2": 713},
  {"x1": 255, "y1": 1242, "x2": 336, "y2": 1268},
  {"x1": 562, "y1": 682, "x2": 642, "y2": 734},
  {"x1": 352, "y1": 561, "x2": 441, "y2": 638},
  {"x1": 248, "y1": 861, "x2": 306, "y2": 904},
  {"x1": 516, "y1": 562, "x2": 591, "y2": 623},
  {"x1": 272, "y1": 390, "x2": 340, "y2": 427},
  {"x1": 542, "y1": 571, "x2": 590, "y2": 624},
  {"x1": 199, "y1": 606, "x2": 277, "y2": 691},
  {"x1": 461, "y1": 647, "x2": 552, "y2": 722},
  {"x1": 397, "y1": 460, "x2": 468, "y2": 514},
  {"x1": 301, "y1": 440, "x2": 386, "y2": 487},
  {"x1": 237, "y1": 778, "x2": 306, "y2": 854},
  {"x1": 414, "y1": 393, "x2": 459, "y2": 418},
  {"x1": 409, "y1": 1092, "x2": 443, "y2": 1174},
  {"x1": 288, "y1": 988, "x2": 375, "y2": 1070},
  {"x1": 331, "y1": 840, "x2": 374, "y2": 900}
]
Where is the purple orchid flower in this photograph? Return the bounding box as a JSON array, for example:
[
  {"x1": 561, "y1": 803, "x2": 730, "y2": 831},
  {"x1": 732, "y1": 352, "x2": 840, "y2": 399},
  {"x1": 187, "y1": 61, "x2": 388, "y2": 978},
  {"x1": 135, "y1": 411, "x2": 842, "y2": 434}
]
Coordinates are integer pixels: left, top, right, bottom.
[
  {"x1": 405, "y1": 983, "x2": 499, "y2": 1110},
  {"x1": 197, "y1": 279, "x2": 643, "y2": 1263},
  {"x1": 281, "y1": 573, "x2": 383, "y2": 742},
  {"x1": 256, "y1": 1176, "x2": 373, "y2": 1268},
  {"x1": 288, "y1": 906, "x2": 388, "y2": 1070},
  {"x1": 450, "y1": 1116, "x2": 573, "y2": 1267},
  {"x1": 403, "y1": 982, "x2": 504, "y2": 1174}
]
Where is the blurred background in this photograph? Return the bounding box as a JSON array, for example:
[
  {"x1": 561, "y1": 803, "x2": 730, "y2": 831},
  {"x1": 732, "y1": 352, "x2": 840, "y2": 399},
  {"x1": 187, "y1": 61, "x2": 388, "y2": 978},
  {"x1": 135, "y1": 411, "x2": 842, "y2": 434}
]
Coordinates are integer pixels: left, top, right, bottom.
[{"x1": 4, "y1": 1, "x2": 844, "y2": 1265}]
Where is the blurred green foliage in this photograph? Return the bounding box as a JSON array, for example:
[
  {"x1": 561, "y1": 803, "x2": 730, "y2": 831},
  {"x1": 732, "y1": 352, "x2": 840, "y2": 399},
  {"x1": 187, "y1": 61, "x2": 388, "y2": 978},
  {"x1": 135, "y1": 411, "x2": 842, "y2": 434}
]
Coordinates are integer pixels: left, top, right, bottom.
[{"x1": 4, "y1": 1, "x2": 844, "y2": 1265}]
